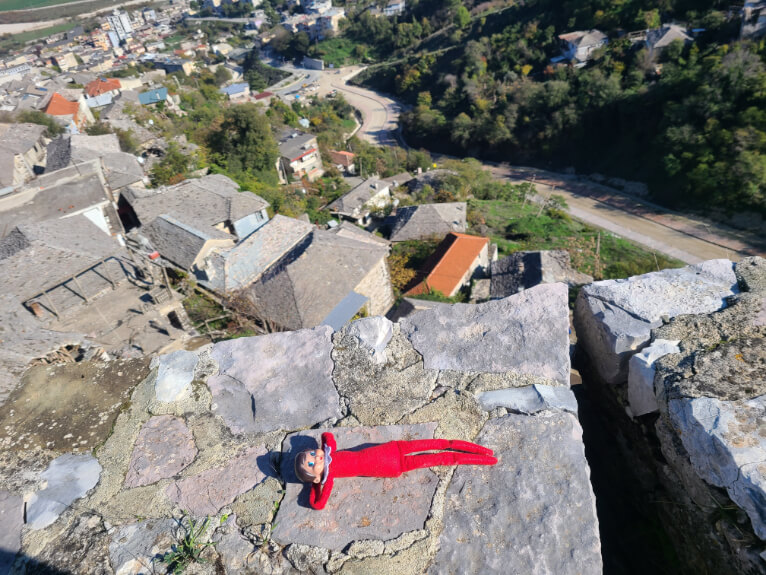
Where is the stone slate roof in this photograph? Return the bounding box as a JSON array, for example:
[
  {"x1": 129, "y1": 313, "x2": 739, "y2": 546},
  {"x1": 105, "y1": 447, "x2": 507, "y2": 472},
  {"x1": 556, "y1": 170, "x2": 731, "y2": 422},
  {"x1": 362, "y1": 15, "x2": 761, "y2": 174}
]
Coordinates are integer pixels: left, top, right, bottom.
[
  {"x1": 0, "y1": 214, "x2": 120, "y2": 299},
  {"x1": 252, "y1": 230, "x2": 388, "y2": 330},
  {"x1": 0, "y1": 122, "x2": 46, "y2": 155},
  {"x1": 125, "y1": 175, "x2": 268, "y2": 236},
  {"x1": 326, "y1": 178, "x2": 388, "y2": 216},
  {"x1": 200, "y1": 214, "x2": 314, "y2": 292},
  {"x1": 328, "y1": 221, "x2": 390, "y2": 247},
  {"x1": 559, "y1": 29, "x2": 608, "y2": 47},
  {"x1": 490, "y1": 250, "x2": 594, "y2": 299},
  {"x1": 142, "y1": 214, "x2": 232, "y2": 270},
  {"x1": 646, "y1": 24, "x2": 692, "y2": 49},
  {"x1": 388, "y1": 202, "x2": 466, "y2": 242},
  {"x1": 0, "y1": 160, "x2": 109, "y2": 232}
]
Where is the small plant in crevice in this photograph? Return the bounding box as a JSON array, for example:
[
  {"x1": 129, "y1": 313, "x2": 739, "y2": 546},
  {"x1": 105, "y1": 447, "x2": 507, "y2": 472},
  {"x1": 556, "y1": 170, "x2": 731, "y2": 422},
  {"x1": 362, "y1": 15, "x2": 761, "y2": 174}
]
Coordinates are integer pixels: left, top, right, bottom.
[{"x1": 160, "y1": 514, "x2": 215, "y2": 574}]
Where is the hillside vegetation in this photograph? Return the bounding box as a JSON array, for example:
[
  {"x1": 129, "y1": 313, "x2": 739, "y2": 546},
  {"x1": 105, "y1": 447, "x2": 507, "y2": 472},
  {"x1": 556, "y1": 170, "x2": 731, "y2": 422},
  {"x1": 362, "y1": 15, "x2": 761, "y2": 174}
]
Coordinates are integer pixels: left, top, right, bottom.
[{"x1": 350, "y1": 0, "x2": 766, "y2": 218}]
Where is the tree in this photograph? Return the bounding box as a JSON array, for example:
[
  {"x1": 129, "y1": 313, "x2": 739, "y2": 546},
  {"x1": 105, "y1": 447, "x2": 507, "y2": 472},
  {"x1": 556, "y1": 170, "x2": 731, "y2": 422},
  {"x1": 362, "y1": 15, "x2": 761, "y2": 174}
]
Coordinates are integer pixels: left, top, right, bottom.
[
  {"x1": 150, "y1": 143, "x2": 194, "y2": 186},
  {"x1": 209, "y1": 104, "x2": 279, "y2": 177},
  {"x1": 454, "y1": 5, "x2": 470, "y2": 29},
  {"x1": 214, "y1": 66, "x2": 232, "y2": 86}
]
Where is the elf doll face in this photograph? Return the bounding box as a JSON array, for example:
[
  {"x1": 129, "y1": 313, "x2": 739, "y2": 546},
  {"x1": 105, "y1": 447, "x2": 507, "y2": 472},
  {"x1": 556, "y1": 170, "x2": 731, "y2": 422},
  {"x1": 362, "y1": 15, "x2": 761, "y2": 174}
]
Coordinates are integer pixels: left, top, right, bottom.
[{"x1": 299, "y1": 449, "x2": 325, "y2": 483}]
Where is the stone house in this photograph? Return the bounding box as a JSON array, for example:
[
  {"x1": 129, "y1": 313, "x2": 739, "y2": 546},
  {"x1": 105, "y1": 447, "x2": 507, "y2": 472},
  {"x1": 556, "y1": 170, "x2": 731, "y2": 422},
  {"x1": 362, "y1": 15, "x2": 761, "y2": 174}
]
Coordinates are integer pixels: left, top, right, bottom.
[
  {"x1": 276, "y1": 130, "x2": 324, "y2": 184},
  {"x1": 44, "y1": 92, "x2": 95, "y2": 132},
  {"x1": 249, "y1": 228, "x2": 394, "y2": 331},
  {"x1": 220, "y1": 82, "x2": 250, "y2": 101},
  {"x1": 405, "y1": 232, "x2": 491, "y2": 298},
  {"x1": 0, "y1": 123, "x2": 47, "y2": 189},
  {"x1": 387, "y1": 202, "x2": 466, "y2": 242},
  {"x1": 557, "y1": 29, "x2": 608, "y2": 65},
  {"x1": 645, "y1": 24, "x2": 692, "y2": 54},
  {"x1": 85, "y1": 77, "x2": 122, "y2": 98},
  {"x1": 326, "y1": 177, "x2": 391, "y2": 224},
  {"x1": 121, "y1": 175, "x2": 270, "y2": 272},
  {"x1": 384, "y1": 0, "x2": 405, "y2": 17},
  {"x1": 328, "y1": 150, "x2": 355, "y2": 173}
]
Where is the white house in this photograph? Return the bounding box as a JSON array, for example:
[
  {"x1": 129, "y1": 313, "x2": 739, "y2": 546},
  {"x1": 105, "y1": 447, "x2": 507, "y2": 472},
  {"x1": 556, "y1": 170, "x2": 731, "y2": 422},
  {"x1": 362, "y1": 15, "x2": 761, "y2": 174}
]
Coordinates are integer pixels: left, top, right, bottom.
[{"x1": 556, "y1": 29, "x2": 608, "y2": 66}]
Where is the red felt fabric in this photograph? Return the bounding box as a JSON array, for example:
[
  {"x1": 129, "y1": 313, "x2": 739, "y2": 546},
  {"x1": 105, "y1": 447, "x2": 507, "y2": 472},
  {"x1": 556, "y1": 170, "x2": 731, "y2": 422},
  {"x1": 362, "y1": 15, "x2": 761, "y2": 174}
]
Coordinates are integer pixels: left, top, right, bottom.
[{"x1": 308, "y1": 432, "x2": 497, "y2": 510}]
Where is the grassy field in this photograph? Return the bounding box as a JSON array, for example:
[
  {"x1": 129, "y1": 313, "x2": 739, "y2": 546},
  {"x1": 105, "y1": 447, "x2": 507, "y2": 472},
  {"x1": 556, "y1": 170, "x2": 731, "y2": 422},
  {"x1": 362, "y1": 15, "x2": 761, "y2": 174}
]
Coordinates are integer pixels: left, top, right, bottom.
[
  {"x1": 0, "y1": 20, "x2": 74, "y2": 53},
  {"x1": 472, "y1": 198, "x2": 683, "y2": 280},
  {"x1": 0, "y1": 0, "x2": 83, "y2": 11},
  {"x1": 309, "y1": 37, "x2": 363, "y2": 68}
]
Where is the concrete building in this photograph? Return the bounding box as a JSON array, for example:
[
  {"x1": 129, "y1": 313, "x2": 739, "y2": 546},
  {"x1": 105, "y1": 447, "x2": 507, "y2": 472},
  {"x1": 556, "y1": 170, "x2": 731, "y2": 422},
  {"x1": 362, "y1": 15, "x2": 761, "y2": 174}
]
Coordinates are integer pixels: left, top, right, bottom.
[
  {"x1": 276, "y1": 130, "x2": 324, "y2": 184},
  {"x1": 106, "y1": 10, "x2": 133, "y2": 42},
  {"x1": 556, "y1": 29, "x2": 608, "y2": 65},
  {"x1": 44, "y1": 92, "x2": 95, "y2": 132},
  {"x1": 220, "y1": 82, "x2": 250, "y2": 100},
  {"x1": 384, "y1": 0, "x2": 405, "y2": 17}
]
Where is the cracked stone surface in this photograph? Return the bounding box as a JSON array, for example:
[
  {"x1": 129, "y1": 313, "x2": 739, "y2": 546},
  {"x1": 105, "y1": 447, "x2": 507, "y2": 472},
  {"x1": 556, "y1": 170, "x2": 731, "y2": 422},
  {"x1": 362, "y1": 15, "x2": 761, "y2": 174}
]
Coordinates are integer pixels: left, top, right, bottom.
[
  {"x1": 430, "y1": 413, "x2": 602, "y2": 575},
  {"x1": 124, "y1": 415, "x2": 198, "y2": 488},
  {"x1": 0, "y1": 358, "x2": 150, "y2": 453},
  {"x1": 627, "y1": 339, "x2": 680, "y2": 417},
  {"x1": 108, "y1": 518, "x2": 177, "y2": 574},
  {"x1": 165, "y1": 445, "x2": 268, "y2": 516},
  {"x1": 212, "y1": 514, "x2": 259, "y2": 573},
  {"x1": 346, "y1": 316, "x2": 394, "y2": 364},
  {"x1": 332, "y1": 328, "x2": 437, "y2": 425},
  {"x1": 153, "y1": 350, "x2": 198, "y2": 402},
  {"x1": 26, "y1": 453, "x2": 102, "y2": 530},
  {"x1": 273, "y1": 424, "x2": 439, "y2": 551},
  {"x1": 401, "y1": 283, "x2": 571, "y2": 384},
  {"x1": 0, "y1": 490, "x2": 23, "y2": 573},
  {"x1": 207, "y1": 327, "x2": 341, "y2": 434},
  {"x1": 668, "y1": 395, "x2": 766, "y2": 539},
  {"x1": 477, "y1": 384, "x2": 578, "y2": 414},
  {"x1": 574, "y1": 259, "x2": 737, "y2": 384}
]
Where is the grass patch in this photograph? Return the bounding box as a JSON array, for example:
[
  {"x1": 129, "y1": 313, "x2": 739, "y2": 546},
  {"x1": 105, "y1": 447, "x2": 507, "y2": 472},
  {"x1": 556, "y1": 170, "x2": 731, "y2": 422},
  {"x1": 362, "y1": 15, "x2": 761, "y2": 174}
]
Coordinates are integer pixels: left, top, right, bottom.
[
  {"x1": 309, "y1": 37, "x2": 366, "y2": 68},
  {"x1": 470, "y1": 198, "x2": 684, "y2": 280},
  {"x1": 0, "y1": 0, "x2": 85, "y2": 11}
]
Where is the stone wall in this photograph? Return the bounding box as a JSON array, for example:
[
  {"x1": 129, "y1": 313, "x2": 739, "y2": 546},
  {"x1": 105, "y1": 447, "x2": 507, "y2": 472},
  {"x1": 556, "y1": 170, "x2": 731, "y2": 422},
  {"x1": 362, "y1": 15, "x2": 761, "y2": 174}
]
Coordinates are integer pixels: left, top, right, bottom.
[
  {"x1": 0, "y1": 282, "x2": 601, "y2": 574},
  {"x1": 574, "y1": 257, "x2": 766, "y2": 574},
  {"x1": 355, "y1": 255, "x2": 395, "y2": 318}
]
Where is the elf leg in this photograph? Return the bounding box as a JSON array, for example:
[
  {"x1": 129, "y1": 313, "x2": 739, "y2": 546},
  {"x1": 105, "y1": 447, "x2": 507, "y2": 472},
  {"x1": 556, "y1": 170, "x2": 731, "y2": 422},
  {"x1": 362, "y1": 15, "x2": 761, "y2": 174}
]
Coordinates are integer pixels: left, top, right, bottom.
[
  {"x1": 401, "y1": 452, "x2": 498, "y2": 472},
  {"x1": 396, "y1": 439, "x2": 494, "y2": 456}
]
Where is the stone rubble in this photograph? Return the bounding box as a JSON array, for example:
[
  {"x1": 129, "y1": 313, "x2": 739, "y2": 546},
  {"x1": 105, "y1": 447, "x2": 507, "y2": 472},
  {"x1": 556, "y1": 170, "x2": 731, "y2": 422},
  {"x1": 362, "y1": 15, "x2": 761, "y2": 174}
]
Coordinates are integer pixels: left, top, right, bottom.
[{"x1": 0, "y1": 283, "x2": 602, "y2": 574}]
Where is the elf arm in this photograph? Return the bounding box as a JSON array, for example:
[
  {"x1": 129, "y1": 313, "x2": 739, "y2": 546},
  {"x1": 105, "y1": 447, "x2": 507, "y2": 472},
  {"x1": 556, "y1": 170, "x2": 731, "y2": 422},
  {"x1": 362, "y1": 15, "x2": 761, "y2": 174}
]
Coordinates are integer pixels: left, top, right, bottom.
[{"x1": 309, "y1": 475, "x2": 334, "y2": 510}]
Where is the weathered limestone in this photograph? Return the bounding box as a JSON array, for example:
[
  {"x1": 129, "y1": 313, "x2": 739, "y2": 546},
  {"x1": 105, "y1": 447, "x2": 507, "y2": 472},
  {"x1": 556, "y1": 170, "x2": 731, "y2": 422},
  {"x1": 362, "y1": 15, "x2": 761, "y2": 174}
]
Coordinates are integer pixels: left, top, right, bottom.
[
  {"x1": 574, "y1": 260, "x2": 737, "y2": 384},
  {"x1": 208, "y1": 327, "x2": 341, "y2": 434},
  {"x1": 153, "y1": 349, "x2": 198, "y2": 402},
  {"x1": 165, "y1": 445, "x2": 268, "y2": 516},
  {"x1": 477, "y1": 384, "x2": 578, "y2": 414},
  {"x1": 627, "y1": 339, "x2": 680, "y2": 417},
  {"x1": 668, "y1": 395, "x2": 766, "y2": 539},
  {"x1": 430, "y1": 413, "x2": 602, "y2": 574},
  {"x1": 124, "y1": 415, "x2": 197, "y2": 488},
  {"x1": 0, "y1": 358, "x2": 150, "y2": 452},
  {"x1": 26, "y1": 454, "x2": 102, "y2": 530},
  {"x1": 0, "y1": 490, "x2": 23, "y2": 573},
  {"x1": 108, "y1": 518, "x2": 177, "y2": 574},
  {"x1": 212, "y1": 514, "x2": 259, "y2": 573},
  {"x1": 346, "y1": 316, "x2": 394, "y2": 364},
  {"x1": 401, "y1": 283, "x2": 571, "y2": 384},
  {"x1": 273, "y1": 424, "x2": 440, "y2": 551}
]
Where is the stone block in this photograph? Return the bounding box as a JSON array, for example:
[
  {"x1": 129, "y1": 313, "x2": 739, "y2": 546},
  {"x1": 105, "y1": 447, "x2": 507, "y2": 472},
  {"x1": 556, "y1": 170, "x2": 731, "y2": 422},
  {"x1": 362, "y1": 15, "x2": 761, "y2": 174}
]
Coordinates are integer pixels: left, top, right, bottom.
[
  {"x1": 627, "y1": 339, "x2": 680, "y2": 417},
  {"x1": 26, "y1": 454, "x2": 102, "y2": 530},
  {"x1": 108, "y1": 518, "x2": 177, "y2": 574},
  {"x1": 668, "y1": 395, "x2": 766, "y2": 540},
  {"x1": 345, "y1": 316, "x2": 393, "y2": 364},
  {"x1": 212, "y1": 514, "x2": 258, "y2": 573},
  {"x1": 272, "y1": 423, "x2": 439, "y2": 551},
  {"x1": 430, "y1": 413, "x2": 602, "y2": 575},
  {"x1": 574, "y1": 260, "x2": 737, "y2": 384},
  {"x1": 477, "y1": 384, "x2": 578, "y2": 414},
  {"x1": 207, "y1": 328, "x2": 341, "y2": 434},
  {"x1": 153, "y1": 350, "x2": 198, "y2": 402},
  {"x1": 400, "y1": 283, "x2": 570, "y2": 385},
  {"x1": 165, "y1": 445, "x2": 268, "y2": 517},
  {"x1": 124, "y1": 415, "x2": 197, "y2": 488},
  {"x1": 0, "y1": 490, "x2": 23, "y2": 573}
]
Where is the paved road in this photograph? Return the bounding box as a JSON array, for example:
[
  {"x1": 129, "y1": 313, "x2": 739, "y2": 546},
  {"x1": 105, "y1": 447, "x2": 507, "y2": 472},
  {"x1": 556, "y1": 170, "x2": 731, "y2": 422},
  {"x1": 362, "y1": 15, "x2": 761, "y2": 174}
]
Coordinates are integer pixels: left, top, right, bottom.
[{"x1": 267, "y1": 63, "x2": 764, "y2": 263}]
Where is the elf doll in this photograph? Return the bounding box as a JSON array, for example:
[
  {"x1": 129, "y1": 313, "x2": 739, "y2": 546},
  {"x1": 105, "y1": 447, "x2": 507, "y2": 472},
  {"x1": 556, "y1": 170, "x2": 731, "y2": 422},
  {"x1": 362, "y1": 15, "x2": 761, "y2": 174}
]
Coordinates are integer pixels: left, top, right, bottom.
[{"x1": 294, "y1": 432, "x2": 498, "y2": 510}]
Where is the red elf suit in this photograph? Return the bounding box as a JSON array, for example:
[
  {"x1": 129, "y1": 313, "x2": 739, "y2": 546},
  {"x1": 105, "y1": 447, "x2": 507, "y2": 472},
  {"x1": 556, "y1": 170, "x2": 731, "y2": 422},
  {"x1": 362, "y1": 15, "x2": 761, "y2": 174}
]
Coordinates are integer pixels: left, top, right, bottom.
[{"x1": 308, "y1": 432, "x2": 497, "y2": 510}]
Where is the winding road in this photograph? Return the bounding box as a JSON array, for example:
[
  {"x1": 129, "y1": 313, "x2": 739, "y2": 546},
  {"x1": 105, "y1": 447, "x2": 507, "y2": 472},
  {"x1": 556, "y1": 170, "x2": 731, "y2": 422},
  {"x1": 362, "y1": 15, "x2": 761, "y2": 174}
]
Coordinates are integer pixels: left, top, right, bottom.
[{"x1": 274, "y1": 62, "x2": 765, "y2": 264}]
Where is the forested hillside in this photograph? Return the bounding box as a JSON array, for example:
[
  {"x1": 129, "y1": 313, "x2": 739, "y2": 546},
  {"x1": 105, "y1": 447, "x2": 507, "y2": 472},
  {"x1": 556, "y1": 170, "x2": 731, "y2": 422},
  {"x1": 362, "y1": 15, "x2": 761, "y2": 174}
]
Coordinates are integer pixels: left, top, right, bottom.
[{"x1": 353, "y1": 0, "x2": 766, "y2": 217}]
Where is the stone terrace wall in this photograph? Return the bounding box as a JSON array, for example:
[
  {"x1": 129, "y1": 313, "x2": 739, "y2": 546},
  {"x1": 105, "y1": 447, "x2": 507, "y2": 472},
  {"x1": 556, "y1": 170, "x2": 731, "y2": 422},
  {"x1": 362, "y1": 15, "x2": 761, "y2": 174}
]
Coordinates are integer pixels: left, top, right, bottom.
[
  {"x1": 0, "y1": 282, "x2": 602, "y2": 574},
  {"x1": 574, "y1": 257, "x2": 766, "y2": 574}
]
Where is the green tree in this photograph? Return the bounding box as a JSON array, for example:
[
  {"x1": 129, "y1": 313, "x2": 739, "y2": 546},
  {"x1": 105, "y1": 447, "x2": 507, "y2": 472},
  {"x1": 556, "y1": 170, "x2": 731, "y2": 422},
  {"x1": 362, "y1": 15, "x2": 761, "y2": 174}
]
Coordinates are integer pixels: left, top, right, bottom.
[
  {"x1": 454, "y1": 5, "x2": 470, "y2": 29},
  {"x1": 210, "y1": 104, "x2": 279, "y2": 177},
  {"x1": 151, "y1": 143, "x2": 194, "y2": 186}
]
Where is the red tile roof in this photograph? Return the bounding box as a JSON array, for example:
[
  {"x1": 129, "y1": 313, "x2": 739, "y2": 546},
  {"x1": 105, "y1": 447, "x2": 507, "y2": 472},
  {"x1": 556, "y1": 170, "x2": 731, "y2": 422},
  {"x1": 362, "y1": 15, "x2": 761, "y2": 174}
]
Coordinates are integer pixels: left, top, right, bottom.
[
  {"x1": 85, "y1": 77, "x2": 121, "y2": 97},
  {"x1": 329, "y1": 150, "x2": 355, "y2": 166},
  {"x1": 405, "y1": 232, "x2": 489, "y2": 297},
  {"x1": 45, "y1": 93, "x2": 79, "y2": 117}
]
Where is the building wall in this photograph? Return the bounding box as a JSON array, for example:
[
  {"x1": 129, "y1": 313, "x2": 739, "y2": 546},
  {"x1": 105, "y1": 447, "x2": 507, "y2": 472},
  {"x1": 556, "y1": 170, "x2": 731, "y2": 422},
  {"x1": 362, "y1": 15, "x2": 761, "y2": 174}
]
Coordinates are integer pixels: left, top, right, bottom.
[
  {"x1": 355, "y1": 256, "x2": 395, "y2": 317},
  {"x1": 452, "y1": 243, "x2": 489, "y2": 297}
]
